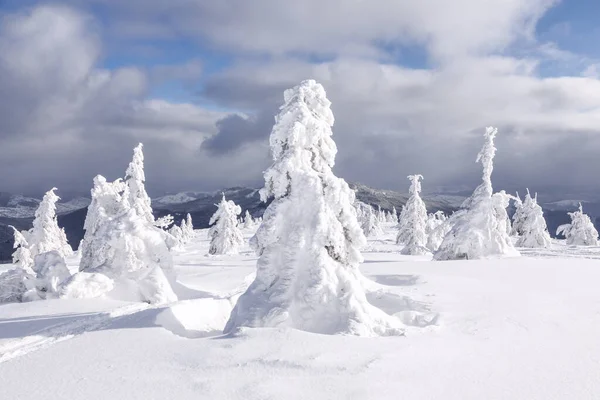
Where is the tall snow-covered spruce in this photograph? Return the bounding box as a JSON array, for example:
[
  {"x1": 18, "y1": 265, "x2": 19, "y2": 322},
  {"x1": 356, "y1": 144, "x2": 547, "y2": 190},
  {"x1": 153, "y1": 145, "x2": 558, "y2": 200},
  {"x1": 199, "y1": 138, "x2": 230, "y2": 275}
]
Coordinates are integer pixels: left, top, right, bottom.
[
  {"x1": 434, "y1": 127, "x2": 519, "y2": 260},
  {"x1": 224, "y1": 80, "x2": 402, "y2": 336},
  {"x1": 208, "y1": 195, "x2": 244, "y2": 255},
  {"x1": 125, "y1": 143, "x2": 154, "y2": 224},
  {"x1": 556, "y1": 203, "x2": 599, "y2": 246},
  {"x1": 396, "y1": 175, "x2": 429, "y2": 255}
]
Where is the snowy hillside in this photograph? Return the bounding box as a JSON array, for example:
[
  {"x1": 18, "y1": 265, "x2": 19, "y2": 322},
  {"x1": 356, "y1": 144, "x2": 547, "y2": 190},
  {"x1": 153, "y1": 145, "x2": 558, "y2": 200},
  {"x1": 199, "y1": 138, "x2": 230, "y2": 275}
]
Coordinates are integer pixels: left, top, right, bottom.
[
  {"x1": 1, "y1": 223, "x2": 600, "y2": 399},
  {"x1": 152, "y1": 191, "x2": 209, "y2": 206},
  {"x1": 0, "y1": 194, "x2": 90, "y2": 219}
]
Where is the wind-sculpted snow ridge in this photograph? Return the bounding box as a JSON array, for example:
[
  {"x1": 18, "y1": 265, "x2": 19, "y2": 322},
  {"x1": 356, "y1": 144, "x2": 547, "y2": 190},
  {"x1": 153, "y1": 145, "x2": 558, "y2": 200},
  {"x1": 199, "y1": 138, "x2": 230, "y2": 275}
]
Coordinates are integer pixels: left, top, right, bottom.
[
  {"x1": 0, "y1": 302, "x2": 150, "y2": 364},
  {"x1": 225, "y1": 80, "x2": 403, "y2": 337}
]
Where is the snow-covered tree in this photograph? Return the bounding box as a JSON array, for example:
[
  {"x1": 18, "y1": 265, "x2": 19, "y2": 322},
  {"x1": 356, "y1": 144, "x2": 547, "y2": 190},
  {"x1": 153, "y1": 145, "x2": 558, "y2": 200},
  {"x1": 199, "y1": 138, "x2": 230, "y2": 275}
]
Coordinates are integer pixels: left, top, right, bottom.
[
  {"x1": 125, "y1": 143, "x2": 154, "y2": 224},
  {"x1": 11, "y1": 226, "x2": 33, "y2": 272},
  {"x1": 28, "y1": 188, "x2": 72, "y2": 259},
  {"x1": 208, "y1": 195, "x2": 244, "y2": 255},
  {"x1": 154, "y1": 214, "x2": 174, "y2": 230},
  {"x1": 168, "y1": 224, "x2": 184, "y2": 245},
  {"x1": 33, "y1": 250, "x2": 71, "y2": 299},
  {"x1": 516, "y1": 192, "x2": 552, "y2": 248},
  {"x1": 556, "y1": 203, "x2": 599, "y2": 246},
  {"x1": 492, "y1": 190, "x2": 513, "y2": 237},
  {"x1": 425, "y1": 211, "x2": 449, "y2": 252},
  {"x1": 434, "y1": 127, "x2": 519, "y2": 260},
  {"x1": 79, "y1": 175, "x2": 176, "y2": 304},
  {"x1": 0, "y1": 227, "x2": 36, "y2": 303},
  {"x1": 182, "y1": 213, "x2": 195, "y2": 241},
  {"x1": 511, "y1": 191, "x2": 526, "y2": 236},
  {"x1": 377, "y1": 205, "x2": 385, "y2": 223},
  {"x1": 396, "y1": 175, "x2": 429, "y2": 255},
  {"x1": 356, "y1": 202, "x2": 383, "y2": 237},
  {"x1": 391, "y1": 206, "x2": 398, "y2": 224},
  {"x1": 225, "y1": 80, "x2": 402, "y2": 336},
  {"x1": 242, "y1": 210, "x2": 254, "y2": 229}
]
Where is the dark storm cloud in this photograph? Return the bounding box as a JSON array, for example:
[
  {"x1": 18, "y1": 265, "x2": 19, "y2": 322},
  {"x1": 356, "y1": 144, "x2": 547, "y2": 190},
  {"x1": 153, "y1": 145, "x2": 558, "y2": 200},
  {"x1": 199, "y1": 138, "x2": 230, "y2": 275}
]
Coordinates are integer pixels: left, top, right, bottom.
[{"x1": 201, "y1": 110, "x2": 275, "y2": 155}]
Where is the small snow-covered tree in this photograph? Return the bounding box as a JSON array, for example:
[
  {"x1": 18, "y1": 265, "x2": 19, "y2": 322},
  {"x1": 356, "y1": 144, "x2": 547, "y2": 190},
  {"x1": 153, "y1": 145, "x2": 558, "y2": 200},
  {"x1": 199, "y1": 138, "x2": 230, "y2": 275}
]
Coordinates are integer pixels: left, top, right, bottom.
[
  {"x1": 78, "y1": 175, "x2": 176, "y2": 304},
  {"x1": 154, "y1": 214, "x2": 174, "y2": 230},
  {"x1": 168, "y1": 224, "x2": 184, "y2": 245},
  {"x1": 434, "y1": 127, "x2": 519, "y2": 260},
  {"x1": 516, "y1": 192, "x2": 552, "y2": 248},
  {"x1": 556, "y1": 203, "x2": 599, "y2": 246},
  {"x1": 0, "y1": 227, "x2": 36, "y2": 303},
  {"x1": 125, "y1": 143, "x2": 154, "y2": 224},
  {"x1": 225, "y1": 80, "x2": 402, "y2": 336},
  {"x1": 33, "y1": 250, "x2": 71, "y2": 299},
  {"x1": 208, "y1": 195, "x2": 244, "y2": 255},
  {"x1": 396, "y1": 175, "x2": 429, "y2": 255},
  {"x1": 28, "y1": 188, "x2": 72, "y2": 259},
  {"x1": 180, "y1": 213, "x2": 195, "y2": 242},
  {"x1": 377, "y1": 205, "x2": 385, "y2": 223},
  {"x1": 356, "y1": 202, "x2": 383, "y2": 237},
  {"x1": 511, "y1": 191, "x2": 526, "y2": 236},
  {"x1": 391, "y1": 206, "x2": 398, "y2": 224},
  {"x1": 11, "y1": 226, "x2": 33, "y2": 272},
  {"x1": 492, "y1": 190, "x2": 513, "y2": 237},
  {"x1": 425, "y1": 211, "x2": 449, "y2": 252},
  {"x1": 242, "y1": 210, "x2": 254, "y2": 229}
]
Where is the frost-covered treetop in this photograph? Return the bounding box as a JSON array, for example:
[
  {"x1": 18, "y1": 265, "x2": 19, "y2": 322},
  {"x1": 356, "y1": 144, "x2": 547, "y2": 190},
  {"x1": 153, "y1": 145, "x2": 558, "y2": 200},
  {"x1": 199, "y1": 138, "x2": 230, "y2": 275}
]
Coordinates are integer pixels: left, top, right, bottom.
[
  {"x1": 261, "y1": 79, "x2": 336, "y2": 201},
  {"x1": 126, "y1": 143, "x2": 146, "y2": 182},
  {"x1": 407, "y1": 174, "x2": 423, "y2": 195},
  {"x1": 462, "y1": 126, "x2": 498, "y2": 209},
  {"x1": 477, "y1": 127, "x2": 498, "y2": 194}
]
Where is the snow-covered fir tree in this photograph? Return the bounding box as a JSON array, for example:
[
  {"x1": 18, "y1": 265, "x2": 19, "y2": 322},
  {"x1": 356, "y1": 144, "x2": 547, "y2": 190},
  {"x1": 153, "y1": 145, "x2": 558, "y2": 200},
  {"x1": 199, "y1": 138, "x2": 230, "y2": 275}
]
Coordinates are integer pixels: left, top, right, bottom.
[
  {"x1": 492, "y1": 190, "x2": 513, "y2": 236},
  {"x1": 516, "y1": 191, "x2": 552, "y2": 248},
  {"x1": 0, "y1": 227, "x2": 36, "y2": 303},
  {"x1": 242, "y1": 210, "x2": 254, "y2": 229},
  {"x1": 225, "y1": 80, "x2": 402, "y2": 336},
  {"x1": 396, "y1": 175, "x2": 429, "y2": 255},
  {"x1": 434, "y1": 127, "x2": 519, "y2": 260},
  {"x1": 425, "y1": 211, "x2": 449, "y2": 252},
  {"x1": 511, "y1": 191, "x2": 526, "y2": 236},
  {"x1": 356, "y1": 202, "x2": 384, "y2": 237},
  {"x1": 78, "y1": 175, "x2": 177, "y2": 304},
  {"x1": 11, "y1": 226, "x2": 33, "y2": 272},
  {"x1": 28, "y1": 188, "x2": 72, "y2": 259},
  {"x1": 391, "y1": 206, "x2": 398, "y2": 224},
  {"x1": 168, "y1": 224, "x2": 184, "y2": 245},
  {"x1": 377, "y1": 205, "x2": 385, "y2": 223},
  {"x1": 182, "y1": 213, "x2": 195, "y2": 241},
  {"x1": 556, "y1": 203, "x2": 599, "y2": 246},
  {"x1": 125, "y1": 143, "x2": 154, "y2": 224},
  {"x1": 208, "y1": 195, "x2": 244, "y2": 255}
]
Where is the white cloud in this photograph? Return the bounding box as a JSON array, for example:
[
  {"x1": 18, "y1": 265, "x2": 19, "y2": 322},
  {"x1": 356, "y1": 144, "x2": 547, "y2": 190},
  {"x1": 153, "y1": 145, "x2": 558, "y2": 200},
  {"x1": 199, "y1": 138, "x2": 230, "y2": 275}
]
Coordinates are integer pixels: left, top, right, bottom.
[
  {"x1": 3, "y1": 1, "x2": 600, "y2": 198},
  {"x1": 67, "y1": 0, "x2": 555, "y2": 61}
]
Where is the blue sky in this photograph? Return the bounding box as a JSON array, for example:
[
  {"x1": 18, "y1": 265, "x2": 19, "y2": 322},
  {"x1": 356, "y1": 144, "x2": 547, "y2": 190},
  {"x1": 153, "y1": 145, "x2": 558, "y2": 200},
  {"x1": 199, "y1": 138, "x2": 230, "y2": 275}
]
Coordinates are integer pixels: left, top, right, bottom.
[{"x1": 2, "y1": 0, "x2": 600, "y2": 198}]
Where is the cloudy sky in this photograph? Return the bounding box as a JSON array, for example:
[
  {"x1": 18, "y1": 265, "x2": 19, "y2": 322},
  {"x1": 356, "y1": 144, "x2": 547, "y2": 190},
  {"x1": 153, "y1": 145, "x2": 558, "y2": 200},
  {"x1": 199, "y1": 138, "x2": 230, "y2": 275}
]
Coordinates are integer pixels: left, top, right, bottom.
[{"x1": 1, "y1": 1, "x2": 600, "y2": 199}]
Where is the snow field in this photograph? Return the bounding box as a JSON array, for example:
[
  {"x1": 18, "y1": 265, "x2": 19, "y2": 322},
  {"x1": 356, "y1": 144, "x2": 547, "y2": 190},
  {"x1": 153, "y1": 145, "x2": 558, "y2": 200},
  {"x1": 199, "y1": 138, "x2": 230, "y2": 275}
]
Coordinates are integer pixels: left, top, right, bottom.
[{"x1": 2, "y1": 224, "x2": 600, "y2": 399}]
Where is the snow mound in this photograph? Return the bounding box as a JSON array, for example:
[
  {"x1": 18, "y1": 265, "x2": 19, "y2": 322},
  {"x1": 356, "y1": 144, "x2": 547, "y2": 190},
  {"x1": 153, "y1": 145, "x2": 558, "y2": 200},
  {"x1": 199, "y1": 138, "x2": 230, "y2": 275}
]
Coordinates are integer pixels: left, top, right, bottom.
[
  {"x1": 154, "y1": 298, "x2": 234, "y2": 338},
  {"x1": 60, "y1": 273, "x2": 115, "y2": 299}
]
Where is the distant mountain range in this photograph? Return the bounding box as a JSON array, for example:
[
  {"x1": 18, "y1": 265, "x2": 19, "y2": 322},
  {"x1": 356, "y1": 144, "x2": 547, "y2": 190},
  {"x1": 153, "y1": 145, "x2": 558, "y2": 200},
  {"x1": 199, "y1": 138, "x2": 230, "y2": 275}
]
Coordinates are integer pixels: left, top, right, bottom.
[{"x1": 0, "y1": 184, "x2": 597, "y2": 262}]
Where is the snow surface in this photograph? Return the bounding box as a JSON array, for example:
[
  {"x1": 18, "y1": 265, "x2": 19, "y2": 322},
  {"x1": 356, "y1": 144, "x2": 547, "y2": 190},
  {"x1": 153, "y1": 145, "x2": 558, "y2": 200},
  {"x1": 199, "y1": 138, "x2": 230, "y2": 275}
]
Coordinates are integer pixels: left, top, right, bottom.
[{"x1": 1, "y1": 223, "x2": 600, "y2": 399}]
